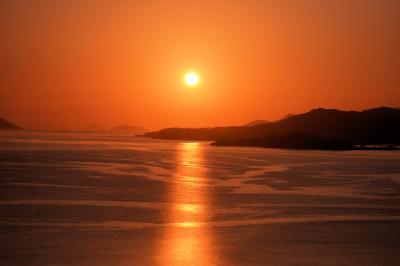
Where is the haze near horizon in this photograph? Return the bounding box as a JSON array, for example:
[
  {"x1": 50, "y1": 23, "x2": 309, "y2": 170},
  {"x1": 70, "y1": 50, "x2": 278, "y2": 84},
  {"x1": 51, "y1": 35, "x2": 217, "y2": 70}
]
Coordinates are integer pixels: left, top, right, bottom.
[{"x1": 1, "y1": 0, "x2": 399, "y2": 130}]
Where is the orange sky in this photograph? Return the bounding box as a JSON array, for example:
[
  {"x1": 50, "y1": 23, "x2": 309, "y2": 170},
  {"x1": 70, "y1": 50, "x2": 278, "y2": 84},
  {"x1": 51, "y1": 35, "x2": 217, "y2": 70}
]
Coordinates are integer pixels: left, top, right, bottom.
[{"x1": 1, "y1": 0, "x2": 399, "y2": 130}]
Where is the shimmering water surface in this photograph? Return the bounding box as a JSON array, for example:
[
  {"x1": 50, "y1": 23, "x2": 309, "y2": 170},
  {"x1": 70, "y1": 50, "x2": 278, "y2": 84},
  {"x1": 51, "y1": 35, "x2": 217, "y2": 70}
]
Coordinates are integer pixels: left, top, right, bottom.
[{"x1": 1, "y1": 132, "x2": 400, "y2": 265}]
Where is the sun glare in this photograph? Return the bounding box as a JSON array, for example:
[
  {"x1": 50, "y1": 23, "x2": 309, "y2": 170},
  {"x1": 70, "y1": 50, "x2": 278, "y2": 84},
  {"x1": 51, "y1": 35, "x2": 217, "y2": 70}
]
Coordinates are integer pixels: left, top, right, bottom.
[{"x1": 184, "y1": 72, "x2": 200, "y2": 87}]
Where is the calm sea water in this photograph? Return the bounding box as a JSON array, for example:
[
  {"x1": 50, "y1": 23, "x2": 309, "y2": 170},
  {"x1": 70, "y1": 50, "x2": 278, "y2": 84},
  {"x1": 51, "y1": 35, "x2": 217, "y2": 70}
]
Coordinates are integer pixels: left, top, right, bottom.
[{"x1": 1, "y1": 131, "x2": 400, "y2": 265}]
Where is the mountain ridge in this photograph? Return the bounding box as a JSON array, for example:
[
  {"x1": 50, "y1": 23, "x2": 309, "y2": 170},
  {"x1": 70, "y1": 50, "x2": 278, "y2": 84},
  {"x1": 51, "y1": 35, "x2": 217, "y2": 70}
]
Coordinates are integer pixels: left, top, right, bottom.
[
  {"x1": 243, "y1": 120, "x2": 269, "y2": 127},
  {"x1": 143, "y1": 107, "x2": 400, "y2": 144}
]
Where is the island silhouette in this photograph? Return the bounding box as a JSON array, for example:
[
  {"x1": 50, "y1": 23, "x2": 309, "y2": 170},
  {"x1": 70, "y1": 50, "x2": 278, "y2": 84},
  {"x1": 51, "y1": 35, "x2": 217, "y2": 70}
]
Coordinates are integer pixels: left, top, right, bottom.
[
  {"x1": 143, "y1": 107, "x2": 400, "y2": 150},
  {"x1": 0, "y1": 118, "x2": 21, "y2": 130}
]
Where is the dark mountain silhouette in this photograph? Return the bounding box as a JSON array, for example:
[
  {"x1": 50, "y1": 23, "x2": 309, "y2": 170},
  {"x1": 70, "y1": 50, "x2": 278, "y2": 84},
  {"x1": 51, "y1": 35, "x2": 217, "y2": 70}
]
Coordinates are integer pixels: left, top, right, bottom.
[
  {"x1": 143, "y1": 107, "x2": 400, "y2": 145},
  {"x1": 212, "y1": 132, "x2": 354, "y2": 150},
  {"x1": 0, "y1": 118, "x2": 21, "y2": 130},
  {"x1": 242, "y1": 114, "x2": 293, "y2": 126},
  {"x1": 279, "y1": 114, "x2": 294, "y2": 121},
  {"x1": 243, "y1": 120, "x2": 269, "y2": 126}
]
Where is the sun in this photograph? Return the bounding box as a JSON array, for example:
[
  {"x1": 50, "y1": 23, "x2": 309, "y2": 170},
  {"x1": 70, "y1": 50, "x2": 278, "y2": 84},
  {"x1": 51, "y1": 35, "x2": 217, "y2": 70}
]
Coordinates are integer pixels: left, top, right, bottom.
[{"x1": 184, "y1": 72, "x2": 200, "y2": 87}]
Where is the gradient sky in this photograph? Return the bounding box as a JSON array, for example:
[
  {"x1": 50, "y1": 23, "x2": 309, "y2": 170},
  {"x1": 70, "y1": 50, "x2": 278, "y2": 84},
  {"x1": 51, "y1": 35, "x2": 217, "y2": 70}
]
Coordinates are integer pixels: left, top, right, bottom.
[{"x1": 1, "y1": 0, "x2": 399, "y2": 130}]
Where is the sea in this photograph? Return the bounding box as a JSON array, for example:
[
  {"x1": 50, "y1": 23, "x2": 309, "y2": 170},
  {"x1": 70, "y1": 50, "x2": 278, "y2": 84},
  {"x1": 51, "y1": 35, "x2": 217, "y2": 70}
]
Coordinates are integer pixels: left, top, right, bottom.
[{"x1": 1, "y1": 131, "x2": 399, "y2": 265}]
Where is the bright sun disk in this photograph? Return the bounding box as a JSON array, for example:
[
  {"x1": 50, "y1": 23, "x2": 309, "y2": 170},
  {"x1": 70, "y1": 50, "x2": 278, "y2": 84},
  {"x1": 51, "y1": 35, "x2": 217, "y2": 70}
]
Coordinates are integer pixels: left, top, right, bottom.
[{"x1": 184, "y1": 72, "x2": 200, "y2": 87}]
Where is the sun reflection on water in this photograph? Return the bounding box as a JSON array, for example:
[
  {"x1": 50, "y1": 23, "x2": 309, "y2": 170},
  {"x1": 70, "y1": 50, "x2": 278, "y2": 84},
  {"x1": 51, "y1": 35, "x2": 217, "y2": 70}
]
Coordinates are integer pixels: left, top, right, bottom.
[{"x1": 158, "y1": 142, "x2": 217, "y2": 266}]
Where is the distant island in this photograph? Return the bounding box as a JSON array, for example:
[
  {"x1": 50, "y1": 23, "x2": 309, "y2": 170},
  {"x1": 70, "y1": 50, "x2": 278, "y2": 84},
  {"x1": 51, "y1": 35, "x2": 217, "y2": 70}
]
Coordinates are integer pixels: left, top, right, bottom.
[
  {"x1": 0, "y1": 118, "x2": 21, "y2": 130},
  {"x1": 110, "y1": 124, "x2": 146, "y2": 134},
  {"x1": 82, "y1": 124, "x2": 146, "y2": 133},
  {"x1": 143, "y1": 107, "x2": 400, "y2": 150}
]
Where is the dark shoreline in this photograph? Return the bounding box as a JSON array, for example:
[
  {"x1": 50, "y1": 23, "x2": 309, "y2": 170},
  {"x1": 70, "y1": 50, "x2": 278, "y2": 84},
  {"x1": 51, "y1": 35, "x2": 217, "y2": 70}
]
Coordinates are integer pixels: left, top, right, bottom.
[
  {"x1": 210, "y1": 132, "x2": 400, "y2": 151},
  {"x1": 211, "y1": 141, "x2": 400, "y2": 151}
]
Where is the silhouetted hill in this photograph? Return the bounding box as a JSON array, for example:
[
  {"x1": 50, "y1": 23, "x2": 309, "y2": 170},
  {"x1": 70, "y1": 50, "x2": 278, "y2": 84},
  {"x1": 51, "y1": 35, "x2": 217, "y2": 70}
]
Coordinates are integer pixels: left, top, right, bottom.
[
  {"x1": 212, "y1": 132, "x2": 354, "y2": 150},
  {"x1": 0, "y1": 118, "x2": 21, "y2": 130},
  {"x1": 243, "y1": 120, "x2": 269, "y2": 126},
  {"x1": 143, "y1": 107, "x2": 400, "y2": 144},
  {"x1": 279, "y1": 114, "x2": 294, "y2": 121}
]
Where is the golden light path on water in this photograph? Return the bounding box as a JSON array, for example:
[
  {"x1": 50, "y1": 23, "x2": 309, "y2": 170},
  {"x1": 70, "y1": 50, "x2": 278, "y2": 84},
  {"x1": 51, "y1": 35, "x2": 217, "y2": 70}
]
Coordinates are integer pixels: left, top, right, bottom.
[{"x1": 158, "y1": 142, "x2": 217, "y2": 265}]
